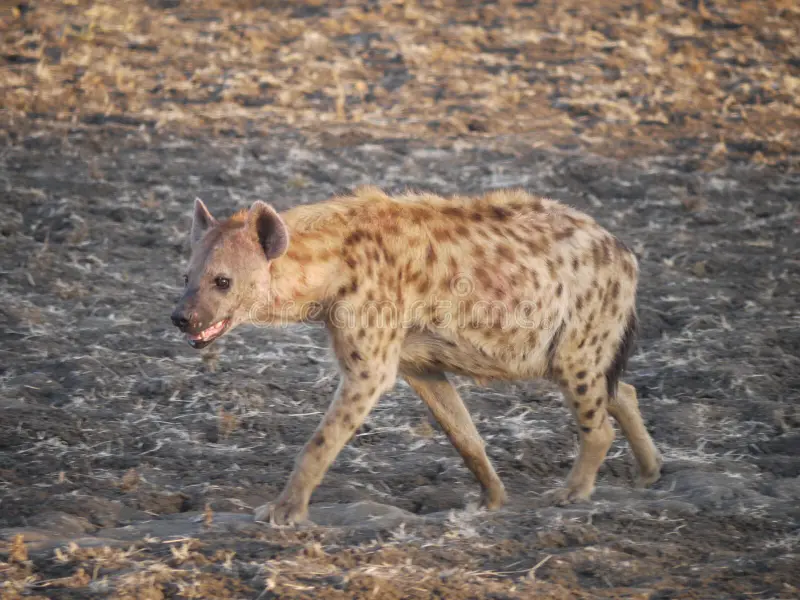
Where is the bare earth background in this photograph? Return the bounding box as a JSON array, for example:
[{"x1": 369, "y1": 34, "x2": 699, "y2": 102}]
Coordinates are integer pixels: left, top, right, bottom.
[{"x1": 1, "y1": 1, "x2": 799, "y2": 598}]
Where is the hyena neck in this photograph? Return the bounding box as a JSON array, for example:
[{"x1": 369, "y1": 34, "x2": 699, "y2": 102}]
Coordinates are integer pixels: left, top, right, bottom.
[
  {"x1": 254, "y1": 194, "x2": 380, "y2": 325},
  {"x1": 261, "y1": 225, "x2": 346, "y2": 324}
]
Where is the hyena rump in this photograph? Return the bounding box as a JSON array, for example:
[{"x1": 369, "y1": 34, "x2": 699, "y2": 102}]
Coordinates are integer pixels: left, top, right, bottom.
[{"x1": 171, "y1": 186, "x2": 662, "y2": 526}]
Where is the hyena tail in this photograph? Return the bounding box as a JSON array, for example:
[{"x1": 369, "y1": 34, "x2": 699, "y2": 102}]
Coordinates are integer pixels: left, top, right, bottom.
[{"x1": 605, "y1": 309, "x2": 638, "y2": 398}]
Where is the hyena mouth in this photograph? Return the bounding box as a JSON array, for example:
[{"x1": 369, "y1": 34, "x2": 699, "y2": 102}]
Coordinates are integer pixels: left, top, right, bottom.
[{"x1": 186, "y1": 318, "x2": 231, "y2": 349}]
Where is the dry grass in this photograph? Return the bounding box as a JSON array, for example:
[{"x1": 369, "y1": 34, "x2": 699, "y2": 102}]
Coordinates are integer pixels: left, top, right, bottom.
[{"x1": 2, "y1": 0, "x2": 799, "y2": 167}]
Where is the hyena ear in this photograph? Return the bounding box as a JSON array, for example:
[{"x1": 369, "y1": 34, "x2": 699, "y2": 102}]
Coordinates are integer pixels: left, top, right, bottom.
[
  {"x1": 247, "y1": 201, "x2": 289, "y2": 261},
  {"x1": 191, "y1": 197, "x2": 217, "y2": 246}
]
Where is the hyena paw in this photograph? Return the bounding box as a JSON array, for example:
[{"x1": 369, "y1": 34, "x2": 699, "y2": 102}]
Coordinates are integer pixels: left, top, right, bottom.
[
  {"x1": 480, "y1": 483, "x2": 508, "y2": 511},
  {"x1": 635, "y1": 454, "x2": 663, "y2": 489},
  {"x1": 540, "y1": 485, "x2": 593, "y2": 507},
  {"x1": 254, "y1": 495, "x2": 310, "y2": 527}
]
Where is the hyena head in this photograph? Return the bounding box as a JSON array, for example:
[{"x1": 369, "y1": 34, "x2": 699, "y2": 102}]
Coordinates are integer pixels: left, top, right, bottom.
[{"x1": 170, "y1": 198, "x2": 289, "y2": 349}]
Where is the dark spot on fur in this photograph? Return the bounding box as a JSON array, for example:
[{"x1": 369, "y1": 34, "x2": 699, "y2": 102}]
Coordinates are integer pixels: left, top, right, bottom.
[
  {"x1": 491, "y1": 206, "x2": 512, "y2": 220},
  {"x1": 314, "y1": 434, "x2": 326, "y2": 447},
  {"x1": 526, "y1": 238, "x2": 545, "y2": 253},
  {"x1": 433, "y1": 228, "x2": 453, "y2": 242},
  {"x1": 443, "y1": 206, "x2": 466, "y2": 218},
  {"x1": 614, "y1": 237, "x2": 632, "y2": 254},
  {"x1": 497, "y1": 244, "x2": 514, "y2": 261},
  {"x1": 426, "y1": 244, "x2": 437, "y2": 266},
  {"x1": 581, "y1": 426, "x2": 592, "y2": 433},
  {"x1": 623, "y1": 260, "x2": 635, "y2": 277},
  {"x1": 344, "y1": 230, "x2": 365, "y2": 245},
  {"x1": 555, "y1": 227, "x2": 575, "y2": 241},
  {"x1": 602, "y1": 240, "x2": 612, "y2": 264},
  {"x1": 576, "y1": 370, "x2": 587, "y2": 379},
  {"x1": 546, "y1": 321, "x2": 566, "y2": 379},
  {"x1": 595, "y1": 397, "x2": 603, "y2": 407},
  {"x1": 556, "y1": 283, "x2": 563, "y2": 297},
  {"x1": 351, "y1": 351, "x2": 362, "y2": 362},
  {"x1": 475, "y1": 267, "x2": 492, "y2": 288},
  {"x1": 546, "y1": 259, "x2": 558, "y2": 279},
  {"x1": 575, "y1": 384, "x2": 588, "y2": 395},
  {"x1": 583, "y1": 409, "x2": 595, "y2": 420}
]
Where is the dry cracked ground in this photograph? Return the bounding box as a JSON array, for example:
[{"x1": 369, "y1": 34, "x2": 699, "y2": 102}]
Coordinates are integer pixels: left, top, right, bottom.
[{"x1": 1, "y1": 1, "x2": 799, "y2": 599}]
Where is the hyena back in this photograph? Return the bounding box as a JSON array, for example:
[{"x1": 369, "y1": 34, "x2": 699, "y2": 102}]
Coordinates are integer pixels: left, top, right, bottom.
[{"x1": 171, "y1": 186, "x2": 662, "y2": 526}]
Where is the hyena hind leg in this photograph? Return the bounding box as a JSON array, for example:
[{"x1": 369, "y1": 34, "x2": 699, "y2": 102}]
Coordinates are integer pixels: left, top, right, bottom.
[
  {"x1": 403, "y1": 370, "x2": 507, "y2": 510},
  {"x1": 545, "y1": 371, "x2": 616, "y2": 505},
  {"x1": 608, "y1": 381, "x2": 662, "y2": 488}
]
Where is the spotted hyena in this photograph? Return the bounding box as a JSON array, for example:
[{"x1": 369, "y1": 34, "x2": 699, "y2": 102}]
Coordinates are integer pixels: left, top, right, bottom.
[{"x1": 170, "y1": 186, "x2": 662, "y2": 526}]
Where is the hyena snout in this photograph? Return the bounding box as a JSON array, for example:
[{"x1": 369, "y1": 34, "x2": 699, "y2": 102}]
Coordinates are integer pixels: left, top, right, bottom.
[
  {"x1": 170, "y1": 304, "x2": 199, "y2": 332},
  {"x1": 171, "y1": 309, "x2": 190, "y2": 331}
]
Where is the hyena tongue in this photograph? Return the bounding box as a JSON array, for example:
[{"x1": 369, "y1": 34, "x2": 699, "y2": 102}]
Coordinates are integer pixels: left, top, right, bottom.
[{"x1": 189, "y1": 320, "x2": 226, "y2": 341}]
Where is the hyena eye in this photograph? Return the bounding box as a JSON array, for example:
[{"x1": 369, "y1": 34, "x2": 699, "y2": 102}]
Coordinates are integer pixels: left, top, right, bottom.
[{"x1": 214, "y1": 276, "x2": 231, "y2": 290}]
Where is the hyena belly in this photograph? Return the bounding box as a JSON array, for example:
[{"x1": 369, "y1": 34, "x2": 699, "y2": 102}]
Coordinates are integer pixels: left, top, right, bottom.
[{"x1": 399, "y1": 325, "x2": 559, "y2": 383}]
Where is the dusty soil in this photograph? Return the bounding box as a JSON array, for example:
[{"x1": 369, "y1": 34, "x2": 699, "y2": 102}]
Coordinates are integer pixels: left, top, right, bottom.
[{"x1": 1, "y1": 1, "x2": 799, "y2": 599}]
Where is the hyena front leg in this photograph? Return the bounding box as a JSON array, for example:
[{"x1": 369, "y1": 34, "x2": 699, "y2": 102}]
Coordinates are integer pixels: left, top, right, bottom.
[{"x1": 255, "y1": 325, "x2": 402, "y2": 526}]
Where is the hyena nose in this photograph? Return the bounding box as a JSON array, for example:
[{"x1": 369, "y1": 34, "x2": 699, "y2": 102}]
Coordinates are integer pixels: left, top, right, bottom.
[{"x1": 171, "y1": 310, "x2": 190, "y2": 331}]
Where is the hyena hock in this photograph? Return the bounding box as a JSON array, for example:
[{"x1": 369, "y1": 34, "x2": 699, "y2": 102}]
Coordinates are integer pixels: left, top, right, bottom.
[{"x1": 170, "y1": 186, "x2": 662, "y2": 526}]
